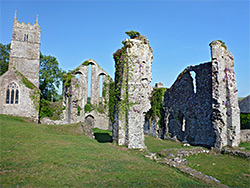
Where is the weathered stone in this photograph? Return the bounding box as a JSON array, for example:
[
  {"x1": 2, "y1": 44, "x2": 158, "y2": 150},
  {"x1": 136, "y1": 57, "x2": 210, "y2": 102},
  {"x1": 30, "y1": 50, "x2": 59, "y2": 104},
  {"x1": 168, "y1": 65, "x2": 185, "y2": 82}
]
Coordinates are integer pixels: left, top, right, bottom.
[
  {"x1": 113, "y1": 35, "x2": 153, "y2": 148},
  {"x1": 61, "y1": 59, "x2": 113, "y2": 130},
  {"x1": 240, "y1": 130, "x2": 250, "y2": 142},
  {"x1": 163, "y1": 40, "x2": 240, "y2": 150},
  {"x1": 81, "y1": 123, "x2": 95, "y2": 139},
  {"x1": 0, "y1": 12, "x2": 40, "y2": 122},
  {"x1": 239, "y1": 95, "x2": 250, "y2": 114}
]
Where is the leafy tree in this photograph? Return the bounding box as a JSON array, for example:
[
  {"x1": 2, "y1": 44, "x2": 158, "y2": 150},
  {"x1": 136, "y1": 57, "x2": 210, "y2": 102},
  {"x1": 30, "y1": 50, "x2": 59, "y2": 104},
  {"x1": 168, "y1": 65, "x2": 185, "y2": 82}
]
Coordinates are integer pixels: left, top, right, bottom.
[
  {"x1": 39, "y1": 53, "x2": 65, "y2": 101},
  {"x1": 125, "y1": 30, "x2": 140, "y2": 39},
  {"x1": 0, "y1": 43, "x2": 10, "y2": 76}
]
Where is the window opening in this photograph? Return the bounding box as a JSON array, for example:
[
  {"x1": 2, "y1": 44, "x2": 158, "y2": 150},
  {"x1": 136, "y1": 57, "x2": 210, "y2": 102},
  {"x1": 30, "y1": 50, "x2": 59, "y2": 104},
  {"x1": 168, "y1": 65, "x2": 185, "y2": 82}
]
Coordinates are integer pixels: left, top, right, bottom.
[
  {"x1": 190, "y1": 71, "x2": 197, "y2": 93},
  {"x1": 87, "y1": 65, "x2": 92, "y2": 103},
  {"x1": 24, "y1": 34, "x2": 28, "y2": 42},
  {"x1": 10, "y1": 89, "x2": 14, "y2": 104},
  {"x1": 6, "y1": 89, "x2": 10, "y2": 104},
  {"x1": 15, "y1": 90, "x2": 19, "y2": 104}
]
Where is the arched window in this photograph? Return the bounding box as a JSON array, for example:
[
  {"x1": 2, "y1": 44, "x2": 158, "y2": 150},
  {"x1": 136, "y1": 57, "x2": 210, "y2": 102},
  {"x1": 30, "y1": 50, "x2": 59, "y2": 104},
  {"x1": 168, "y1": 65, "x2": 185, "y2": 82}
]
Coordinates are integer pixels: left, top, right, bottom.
[
  {"x1": 6, "y1": 89, "x2": 10, "y2": 104},
  {"x1": 15, "y1": 90, "x2": 19, "y2": 104},
  {"x1": 6, "y1": 82, "x2": 19, "y2": 105},
  {"x1": 10, "y1": 90, "x2": 14, "y2": 104}
]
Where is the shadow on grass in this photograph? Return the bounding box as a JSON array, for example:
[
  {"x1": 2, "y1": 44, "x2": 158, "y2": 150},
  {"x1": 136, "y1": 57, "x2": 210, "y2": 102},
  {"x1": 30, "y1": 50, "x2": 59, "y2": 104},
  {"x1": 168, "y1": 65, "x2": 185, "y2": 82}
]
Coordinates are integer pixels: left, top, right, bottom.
[{"x1": 94, "y1": 133, "x2": 112, "y2": 143}]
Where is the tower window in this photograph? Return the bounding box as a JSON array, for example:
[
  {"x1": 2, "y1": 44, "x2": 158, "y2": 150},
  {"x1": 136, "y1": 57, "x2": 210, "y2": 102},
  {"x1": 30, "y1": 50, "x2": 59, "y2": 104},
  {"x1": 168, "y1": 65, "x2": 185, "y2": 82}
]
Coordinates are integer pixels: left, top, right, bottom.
[{"x1": 24, "y1": 34, "x2": 28, "y2": 42}]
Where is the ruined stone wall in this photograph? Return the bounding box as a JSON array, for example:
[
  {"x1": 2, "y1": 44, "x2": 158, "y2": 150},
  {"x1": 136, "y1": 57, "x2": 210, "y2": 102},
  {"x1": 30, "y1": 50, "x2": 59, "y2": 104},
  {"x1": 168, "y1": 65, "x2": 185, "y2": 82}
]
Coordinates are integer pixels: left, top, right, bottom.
[
  {"x1": 113, "y1": 35, "x2": 153, "y2": 148},
  {"x1": 9, "y1": 12, "x2": 40, "y2": 88},
  {"x1": 210, "y1": 41, "x2": 240, "y2": 149},
  {"x1": 62, "y1": 59, "x2": 113, "y2": 130},
  {"x1": 163, "y1": 41, "x2": 240, "y2": 150}
]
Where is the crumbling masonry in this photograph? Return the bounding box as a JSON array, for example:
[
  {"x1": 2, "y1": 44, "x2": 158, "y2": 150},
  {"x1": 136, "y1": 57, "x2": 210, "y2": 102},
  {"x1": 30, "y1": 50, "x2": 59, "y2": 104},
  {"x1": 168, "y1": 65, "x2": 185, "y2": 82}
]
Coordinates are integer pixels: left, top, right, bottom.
[
  {"x1": 163, "y1": 41, "x2": 240, "y2": 150},
  {"x1": 113, "y1": 35, "x2": 153, "y2": 148},
  {"x1": 62, "y1": 59, "x2": 113, "y2": 130}
]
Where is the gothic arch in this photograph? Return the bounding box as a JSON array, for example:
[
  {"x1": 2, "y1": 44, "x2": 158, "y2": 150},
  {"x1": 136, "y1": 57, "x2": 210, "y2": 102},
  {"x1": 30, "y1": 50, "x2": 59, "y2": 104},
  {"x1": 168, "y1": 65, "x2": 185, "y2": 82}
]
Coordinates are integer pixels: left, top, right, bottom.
[{"x1": 5, "y1": 81, "x2": 19, "y2": 104}]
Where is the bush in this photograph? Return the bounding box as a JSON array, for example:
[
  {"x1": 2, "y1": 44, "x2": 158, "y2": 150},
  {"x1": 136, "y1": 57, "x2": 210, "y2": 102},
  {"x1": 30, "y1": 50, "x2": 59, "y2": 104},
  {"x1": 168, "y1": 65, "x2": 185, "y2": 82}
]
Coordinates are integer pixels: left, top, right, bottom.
[
  {"x1": 125, "y1": 30, "x2": 140, "y2": 39},
  {"x1": 240, "y1": 113, "x2": 250, "y2": 129}
]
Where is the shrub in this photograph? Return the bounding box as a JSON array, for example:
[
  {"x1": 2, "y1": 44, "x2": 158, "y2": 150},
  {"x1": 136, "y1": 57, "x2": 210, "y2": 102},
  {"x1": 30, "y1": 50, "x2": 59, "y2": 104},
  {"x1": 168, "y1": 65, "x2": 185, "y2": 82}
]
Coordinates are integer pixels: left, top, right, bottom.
[
  {"x1": 240, "y1": 113, "x2": 250, "y2": 129},
  {"x1": 125, "y1": 30, "x2": 140, "y2": 39}
]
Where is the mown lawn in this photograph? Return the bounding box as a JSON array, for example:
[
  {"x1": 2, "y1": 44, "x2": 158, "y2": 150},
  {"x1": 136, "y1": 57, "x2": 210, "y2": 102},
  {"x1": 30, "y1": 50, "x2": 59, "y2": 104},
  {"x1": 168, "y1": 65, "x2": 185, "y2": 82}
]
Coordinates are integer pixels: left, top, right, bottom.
[
  {"x1": 186, "y1": 153, "x2": 250, "y2": 188},
  {"x1": 0, "y1": 115, "x2": 220, "y2": 187}
]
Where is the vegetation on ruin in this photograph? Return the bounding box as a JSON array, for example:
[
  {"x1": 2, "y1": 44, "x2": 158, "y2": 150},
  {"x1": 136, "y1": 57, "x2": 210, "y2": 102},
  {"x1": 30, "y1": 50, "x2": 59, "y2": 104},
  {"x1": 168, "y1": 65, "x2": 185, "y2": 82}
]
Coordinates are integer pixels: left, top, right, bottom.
[
  {"x1": 240, "y1": 113, "x2": 250, "y2": 129},
  {"x1": 39, "y1": 99, "x2": 64, "y2": 120},
  {"x1": 0, "y1": 43, "x2": 10, "y2": 76},
  {"x1": 217, "y1": 40, "x2": 227, "y2": 50},
  {"x1": 84, "y1": 103, "x2": 95, "y2": 113},
  {"x1": 125, "y1": 30, "x2": 141, "y2": 39},
  {"x1": 62, "y1": 71, "x2": 73, "y2": 88},
  {"x1": 108, "y1": 81, "x2": 115, "y2": 123},
  {"x1": 82, "y1": 60, "x2": 90, "y2": 66},
  {"x1": 146, "y1": 88, "x2": 167, "y2": 127}
]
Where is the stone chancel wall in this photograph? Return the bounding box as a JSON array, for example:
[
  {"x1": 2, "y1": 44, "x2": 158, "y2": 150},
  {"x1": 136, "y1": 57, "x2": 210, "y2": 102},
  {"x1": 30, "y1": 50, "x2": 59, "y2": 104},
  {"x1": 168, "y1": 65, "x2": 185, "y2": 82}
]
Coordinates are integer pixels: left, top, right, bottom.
[
  {"x1": 113, "y1": 35, "x2": 153, "y2": 148},
  {"x1": 163, "y1": 41, "x2": 240, "y2": 150}
]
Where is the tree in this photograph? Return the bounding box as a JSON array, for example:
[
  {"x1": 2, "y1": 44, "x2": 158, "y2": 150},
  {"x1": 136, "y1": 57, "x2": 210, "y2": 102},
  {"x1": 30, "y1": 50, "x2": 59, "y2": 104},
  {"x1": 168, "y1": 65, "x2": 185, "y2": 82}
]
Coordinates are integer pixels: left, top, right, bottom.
[
  {"x1": 0, "y1": 43, "x2": 10, "y2": 76},
  {"x1": 125, "y1": 30, "x2": 140, "y2": 39},
  {"x1": 39, "y1": 53, "x2": 65, "y2": 101}
]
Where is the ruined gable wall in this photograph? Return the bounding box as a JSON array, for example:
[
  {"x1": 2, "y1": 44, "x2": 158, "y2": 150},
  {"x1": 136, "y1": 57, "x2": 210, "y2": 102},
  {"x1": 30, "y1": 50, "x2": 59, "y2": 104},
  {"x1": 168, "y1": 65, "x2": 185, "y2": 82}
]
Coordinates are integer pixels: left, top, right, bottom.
[
  {"x1": 113, "y1": 35, "x2": 153, "y2": 148},
  {"x1": 163, "y1": 63, "x2": 215, "y2": 147},
  {"x1": 163, "y1": 41, "x2": 240, "y2": 150},
  {"x1": 62, "y1": 59, "x2": 113, "y2": 130}
]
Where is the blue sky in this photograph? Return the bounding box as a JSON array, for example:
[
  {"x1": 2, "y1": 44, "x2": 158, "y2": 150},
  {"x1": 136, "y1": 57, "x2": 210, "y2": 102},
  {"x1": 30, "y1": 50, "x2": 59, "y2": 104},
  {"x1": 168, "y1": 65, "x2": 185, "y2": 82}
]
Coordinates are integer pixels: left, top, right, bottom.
[{"x1": 1, "y1": 0, "x2": 249, "y2": 97}]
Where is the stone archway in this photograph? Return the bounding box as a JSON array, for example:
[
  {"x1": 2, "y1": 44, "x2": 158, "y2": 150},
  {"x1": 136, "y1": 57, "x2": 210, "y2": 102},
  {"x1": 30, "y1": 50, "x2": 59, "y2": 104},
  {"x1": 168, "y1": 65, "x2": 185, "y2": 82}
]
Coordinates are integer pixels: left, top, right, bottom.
[{"x1": 85, "y1": 115, "x2": 95, "y2": 127}]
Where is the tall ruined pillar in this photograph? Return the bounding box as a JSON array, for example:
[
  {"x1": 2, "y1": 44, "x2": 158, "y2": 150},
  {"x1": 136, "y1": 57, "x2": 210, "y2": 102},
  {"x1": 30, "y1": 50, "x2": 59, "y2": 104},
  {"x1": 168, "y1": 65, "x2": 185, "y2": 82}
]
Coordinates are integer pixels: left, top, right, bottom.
[
  {"x1": 90, "y1": 64, "x2": 97, "y2": 104},
  {"x1": 113, "y1": 35, "x2": 153, "y2": 148},
  {"x1": 82, "y1": 65, "x2": 89, "y2": 108},
  {"x1": 210, "y1": 40, "x2": 240, "y2": 149}
]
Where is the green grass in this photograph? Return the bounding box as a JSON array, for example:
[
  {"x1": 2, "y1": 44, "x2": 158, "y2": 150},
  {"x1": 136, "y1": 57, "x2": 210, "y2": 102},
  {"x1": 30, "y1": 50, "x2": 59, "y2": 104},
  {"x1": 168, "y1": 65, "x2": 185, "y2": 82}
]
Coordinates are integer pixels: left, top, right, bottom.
[
  {"x1": 0, "y1": 115, "x2": 220, "y2": 187},
  {"x1": 186, "y1": 153, "x2": 250, "y2": 188},
  {"x1": 239, "y1": 142, "x2": 250, "y2": 150},
  {"x1": 145, "y1": 135, "x2": 193, "y2": 153}
]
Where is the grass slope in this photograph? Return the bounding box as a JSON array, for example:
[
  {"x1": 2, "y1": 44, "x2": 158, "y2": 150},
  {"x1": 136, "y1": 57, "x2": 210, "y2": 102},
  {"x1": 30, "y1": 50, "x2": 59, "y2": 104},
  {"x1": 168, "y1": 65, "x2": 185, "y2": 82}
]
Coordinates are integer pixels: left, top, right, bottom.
[{"x1": 0, "y1": 115, "x2": 217, "y2": 187}]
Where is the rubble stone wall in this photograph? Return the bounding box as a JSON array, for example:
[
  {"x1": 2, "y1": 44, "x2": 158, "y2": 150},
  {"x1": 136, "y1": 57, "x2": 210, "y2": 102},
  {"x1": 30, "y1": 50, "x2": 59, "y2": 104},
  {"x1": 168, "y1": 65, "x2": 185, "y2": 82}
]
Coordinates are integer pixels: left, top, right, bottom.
[
  {"x1": 163, "y1": 41, "x2": 240, "y2": 150},
  {"x1": 62, "y1": 59, "x2": 112, "y2": 130},
  {"x1": 113, "y1": 35, "x2": 153, "y2": 148}
]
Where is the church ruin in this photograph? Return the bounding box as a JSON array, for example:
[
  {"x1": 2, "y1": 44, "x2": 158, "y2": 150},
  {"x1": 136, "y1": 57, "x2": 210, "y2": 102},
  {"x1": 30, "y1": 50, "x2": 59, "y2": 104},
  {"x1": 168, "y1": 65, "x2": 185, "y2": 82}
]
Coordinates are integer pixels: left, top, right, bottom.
[
  {"x1": 0, "y1": 12, "x2": 244, "y2": 150},
  {"x1": 61, "y1": 59, "x2": 113, "y2": 130},
  {"x1": 112, "y1": 35, "x2": 153, "y2": 148},
  {"x1": 162, "y1": 40, "x2": 240, "y2": 150}
]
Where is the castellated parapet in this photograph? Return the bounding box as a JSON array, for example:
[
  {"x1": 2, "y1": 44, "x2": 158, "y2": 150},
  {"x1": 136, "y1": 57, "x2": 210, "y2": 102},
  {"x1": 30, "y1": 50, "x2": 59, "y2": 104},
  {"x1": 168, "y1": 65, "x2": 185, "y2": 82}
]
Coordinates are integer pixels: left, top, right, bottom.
[
  {"x1": 163, "y1": 40, "x2": 240, "y2": 150},
  {"x1": 113, "y1": 35, "x2": 153, "y2": 149},
  {"x1": 9, "y1": 12, "x2": 40, "y2": 88}
]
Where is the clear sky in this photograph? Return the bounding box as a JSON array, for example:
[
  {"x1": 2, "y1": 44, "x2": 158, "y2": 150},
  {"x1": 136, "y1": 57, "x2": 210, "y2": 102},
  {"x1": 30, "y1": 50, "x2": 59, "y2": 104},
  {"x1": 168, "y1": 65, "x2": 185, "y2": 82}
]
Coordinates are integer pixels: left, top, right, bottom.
[{"x1": 1, "y1": 0, "x2": 249, "y2": 97}]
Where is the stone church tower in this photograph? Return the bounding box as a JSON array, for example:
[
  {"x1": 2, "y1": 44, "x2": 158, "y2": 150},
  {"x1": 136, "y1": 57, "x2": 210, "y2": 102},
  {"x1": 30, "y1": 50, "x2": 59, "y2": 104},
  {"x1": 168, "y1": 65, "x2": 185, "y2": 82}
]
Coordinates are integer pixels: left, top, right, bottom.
[
  {"x1": 0, "y1": 12, "x2": 41, "y2": 122},
  {"x1": 9, "y1": 11, "x2": 41, "y2": 87}
]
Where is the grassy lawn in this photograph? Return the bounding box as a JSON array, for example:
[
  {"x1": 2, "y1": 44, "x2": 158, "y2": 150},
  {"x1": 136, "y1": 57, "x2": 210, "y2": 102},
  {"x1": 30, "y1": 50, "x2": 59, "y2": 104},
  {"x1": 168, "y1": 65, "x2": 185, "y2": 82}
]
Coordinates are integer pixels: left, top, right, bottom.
[
  {"x1": 0, "y1": 115, "x2": 221, "y2": 187},
  {"x1": 186, "y1": 153, "x2": 250, "y2": 188},
  {"x1": 239, "y1": 142, "x2": 250, "y2": 150},
  {"x1": 145, "y1": 135, "x2": 193, "y2": 153}
]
